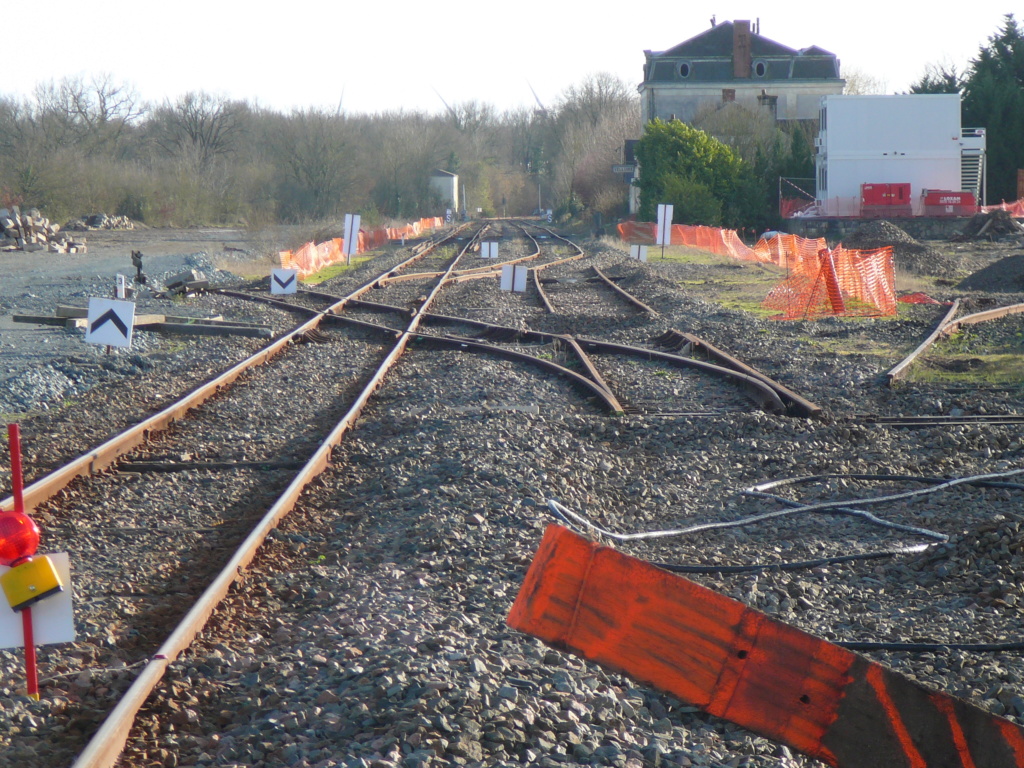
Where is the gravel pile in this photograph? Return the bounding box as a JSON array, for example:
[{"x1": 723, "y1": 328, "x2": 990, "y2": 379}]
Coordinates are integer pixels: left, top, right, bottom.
[
  {"x1": 842, "y1": 221, "x2": 961, "y2": 277},
  {"x1": 957, "y1": 253, "x2": 1024, "y2": 293},
  {"x1": 2, "y1": 232, "x2": 1024, "y2": 768}
]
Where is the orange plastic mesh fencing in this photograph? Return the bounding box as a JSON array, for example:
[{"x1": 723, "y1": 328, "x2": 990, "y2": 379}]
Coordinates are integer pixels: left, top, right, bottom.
[
  {"x1": 981, "y1": 199, "x2": 1024, "y2": 216},
  {"x1": 618, "y1": 221, "x2": 896, "y2": 320},
  {"x1": 280, "y1": 218, "x2": 443, "y2": 278},
  {"x1": 763, "y1": 246, "x2": 896, "y2": 320}
]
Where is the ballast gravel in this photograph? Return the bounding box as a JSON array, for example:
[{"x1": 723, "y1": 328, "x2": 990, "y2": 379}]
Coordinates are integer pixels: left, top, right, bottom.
[{"x1": 2, "y1": 231, "x2": 1024, "y2": 768}]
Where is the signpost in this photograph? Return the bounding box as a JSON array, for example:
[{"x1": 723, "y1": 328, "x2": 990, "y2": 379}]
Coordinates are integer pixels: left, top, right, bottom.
[
  {"x1": 84, "y1": 298, "x2": 135, "y2": 349},
  {"x1": 270, "y1": 268, "x2": 298, "y2": 295},
  {"x1": 656, "y1": 203, "x2": 674, "y2": 259},
  {"x1": 0, "y1": 424, "x2": 74, "y2": 700},
  {"x1": 629, "y1": 244, "x2": 648, "y2": 262},
  {"x1": 343, "y1": 213, "x2": 361, "y2": 265}
]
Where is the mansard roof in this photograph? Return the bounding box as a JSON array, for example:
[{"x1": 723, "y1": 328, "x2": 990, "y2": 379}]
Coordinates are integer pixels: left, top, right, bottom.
[{"x1": 644, "y1": 20, "x2": 841, "y2": 83}]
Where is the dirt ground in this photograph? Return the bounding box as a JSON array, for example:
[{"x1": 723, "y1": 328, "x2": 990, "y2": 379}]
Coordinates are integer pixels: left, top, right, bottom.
[{"x1": 0, "y1": 224, "x2": 328, "y2": 294}]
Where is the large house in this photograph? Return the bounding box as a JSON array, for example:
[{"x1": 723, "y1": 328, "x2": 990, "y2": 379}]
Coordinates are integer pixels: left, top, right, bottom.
[{"x1": 639, "y1": 20, "x2": 845, "y2": 125}]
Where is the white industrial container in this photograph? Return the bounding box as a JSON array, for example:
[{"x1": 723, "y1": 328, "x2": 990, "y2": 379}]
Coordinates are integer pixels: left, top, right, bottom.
[{"x1": 814, "y1": 94, "x2": 985, "y2": 216}]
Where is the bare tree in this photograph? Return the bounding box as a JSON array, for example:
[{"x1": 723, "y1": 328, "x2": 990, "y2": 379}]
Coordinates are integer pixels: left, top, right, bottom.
[
  {"x1": 31, "y1": 75, "x2": 142, "y2": 155},
  {"x1": 151, "y1": 91, "x2": 243, "y2": 168},
  {"x1": 843, "y1": 68, "x2": 888, "y2": 95},
  {"x1": 272, "y1": 107, "x2": 366, "y2": 220}
]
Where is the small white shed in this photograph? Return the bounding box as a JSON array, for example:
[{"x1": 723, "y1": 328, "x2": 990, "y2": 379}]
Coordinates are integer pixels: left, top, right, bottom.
[{"x1": 429, "y1": 170, "x2": 459, "y2": 213}]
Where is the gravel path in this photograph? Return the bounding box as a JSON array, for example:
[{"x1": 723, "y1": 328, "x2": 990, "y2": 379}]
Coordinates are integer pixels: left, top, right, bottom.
[{"x1": 2, "y1": 229, "x2": 1024, "y2": 768}]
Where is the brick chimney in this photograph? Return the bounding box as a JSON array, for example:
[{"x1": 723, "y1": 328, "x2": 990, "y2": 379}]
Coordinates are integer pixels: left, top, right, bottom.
[{"x1": 733, "y1": 20, "x2": 752, "y2": 78}]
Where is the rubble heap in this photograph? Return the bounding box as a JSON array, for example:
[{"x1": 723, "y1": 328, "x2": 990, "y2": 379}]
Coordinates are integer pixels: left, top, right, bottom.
[
  {"x1": 953, "y1": 210, "x2": 1024, "y2": 241},
  {"x1": 0, "y1": 206, "x2": 87, "y2": 254},
  {"x1": 63, "y1": 213, "x2": 136, "y2": 231},
  {"x1": 842, "y1": 220, "x2": 961, "y2": 277}
]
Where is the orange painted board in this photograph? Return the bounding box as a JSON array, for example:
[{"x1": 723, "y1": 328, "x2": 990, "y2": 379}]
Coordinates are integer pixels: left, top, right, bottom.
[{"x1": 508, "y1": 524, "x2": 1024, "y2": 768}]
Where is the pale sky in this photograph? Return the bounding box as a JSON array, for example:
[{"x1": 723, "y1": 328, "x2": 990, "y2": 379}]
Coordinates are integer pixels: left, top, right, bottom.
[{"x1": 6, "y1": 2, "x2": 1015, "y2": 116}]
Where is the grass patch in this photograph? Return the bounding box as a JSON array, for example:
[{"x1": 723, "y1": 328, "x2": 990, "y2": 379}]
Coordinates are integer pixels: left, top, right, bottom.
[
  {"x1": 303, "y1": 255, "x2": 375, "y2": 285},
  {"x1": 912, "y1": 353, "x2": 1024, "y2": 384}
]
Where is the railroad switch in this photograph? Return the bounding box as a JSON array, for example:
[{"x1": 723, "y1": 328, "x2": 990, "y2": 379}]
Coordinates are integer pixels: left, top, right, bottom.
[{"x1": 1, "y1": 555, "x2": 64, "y2": 611}]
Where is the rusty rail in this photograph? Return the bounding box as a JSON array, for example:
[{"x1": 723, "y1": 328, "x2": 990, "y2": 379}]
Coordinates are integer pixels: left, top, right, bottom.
[
  {"x1": 591, "y1": 265, "x2": 659, "y2": 316},
  {"x1": 656, "y1": 330, "x2": 823, "y2": 419},
  {"x1": 64, "y1": 230, "x2": 480, "y2": 768},
  {"x1": 885, "y1": 299, "x2": 961, "y2": 386}
]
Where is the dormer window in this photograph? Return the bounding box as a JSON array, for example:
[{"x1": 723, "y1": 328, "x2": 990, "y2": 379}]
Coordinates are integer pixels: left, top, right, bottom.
[
  {"x1": 753, "y1": 60, "x2": 767, "y2": 77},
  {"x1": 679, "y1": 62, "x2": 692, "y2": 78}
]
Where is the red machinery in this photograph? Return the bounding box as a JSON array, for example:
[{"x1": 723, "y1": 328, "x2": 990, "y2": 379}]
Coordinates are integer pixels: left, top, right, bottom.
[
  {"x1": 860, "y1": 183, "x2": 912, "y2": 218},
  {"x1": 922, "y1": 189, "x2": 977, "y2": 217}
]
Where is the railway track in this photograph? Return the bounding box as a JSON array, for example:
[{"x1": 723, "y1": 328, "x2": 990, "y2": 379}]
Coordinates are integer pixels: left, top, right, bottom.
[{"x1": 3, "y1": 222, "x2": 1024, "y2": 768}]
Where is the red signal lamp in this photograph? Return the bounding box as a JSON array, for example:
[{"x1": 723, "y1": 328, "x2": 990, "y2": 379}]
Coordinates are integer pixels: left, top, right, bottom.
[{"x1": 0, "y1": 511, "x2": 40, "y2": 568}]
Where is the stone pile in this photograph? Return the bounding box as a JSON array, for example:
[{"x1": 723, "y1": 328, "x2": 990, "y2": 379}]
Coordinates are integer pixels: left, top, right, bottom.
[
  {"x1": 63, "y1": 213, "x2": 136, "y2": 232},
  {"x1": 0, "y1": 206, "x2": 88, "y2": 254}
]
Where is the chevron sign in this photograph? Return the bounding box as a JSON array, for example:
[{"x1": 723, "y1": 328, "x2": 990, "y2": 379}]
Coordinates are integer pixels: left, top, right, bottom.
[
  {"x1": 84, "y1": 298, "x2": 135, "y2": 348},
  {"x1": 271, "y1": 268, "x2": 298, "y2": 295}
]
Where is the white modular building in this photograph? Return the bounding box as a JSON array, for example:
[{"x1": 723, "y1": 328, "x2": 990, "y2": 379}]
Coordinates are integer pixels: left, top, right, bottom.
[{"x1": 814, "y1": 94, "x2": 986, "y2": 216}]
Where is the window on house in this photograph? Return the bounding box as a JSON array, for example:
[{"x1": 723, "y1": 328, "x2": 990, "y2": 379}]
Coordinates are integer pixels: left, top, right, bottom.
[
  {"x1": 753, "y1": 60, "x2": 767, "y2": 77},
  {"x1": 679, "y1": 62, "x2": 691, "y2": 78},
  {"x1": 757, "y1": 93, "x2": 778, "y2": 119}
]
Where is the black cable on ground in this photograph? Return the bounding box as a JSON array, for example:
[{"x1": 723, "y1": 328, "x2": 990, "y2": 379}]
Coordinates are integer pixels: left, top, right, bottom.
[
  {"x1": 837, "y1": 640, "x2": 1024, "y2": 653},
  {"x1": 651, "y1": 548, "x2": 920, "y2": 575}
]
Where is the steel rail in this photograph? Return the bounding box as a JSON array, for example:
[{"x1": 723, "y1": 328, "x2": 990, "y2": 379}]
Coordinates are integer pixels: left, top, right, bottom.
[
  {"x1": 885, "y1": 299, "x2": 961, "y2": 386},
  {"x1": 591, "y1": 265, "x2": 659, "y2": 316},
  {"x1": 228, "y1": 288, "x2": 794, "y2": 417},
  {"x1": 939, "y1": 301, "x2": 1024, "y2": 334},
  {"x1": 374, "y1": 224, "x2": 542, "y2": 285},
  {"x1": 407, "y1": 333, "x2": 625, "y2": 414},
  {"x1": 253, "y1": 294, "x2": 790, "y2": 415},
  {"x1": 533, "y1": 269, "x2": 556, "y2": 313},
  {"x1": 0, "y1": 230, "x2": 475, "y2": 514},
  {"x1": 656, "y1": 330, "x2": 823, "y2": 419},
  {"x1": 70, "y1": 225, "x2": 484, "y2": 768},
  {"x1": 574, "y1": 337, "x2": 787, "y2": 414}
]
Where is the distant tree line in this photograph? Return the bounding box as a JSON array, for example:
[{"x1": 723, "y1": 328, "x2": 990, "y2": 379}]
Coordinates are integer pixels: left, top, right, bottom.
[
  {"x1": 0, "y1": 73, "x2": 639, "y2": 228},
  {"x1": 911, "y1": 13, "x2": 1024, "y2": 204}
]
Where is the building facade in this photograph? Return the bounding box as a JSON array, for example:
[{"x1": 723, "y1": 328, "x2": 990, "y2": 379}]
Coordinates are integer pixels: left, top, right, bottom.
[{"x1": 638, "y1": 20, "x2": 845, "y2": 125}]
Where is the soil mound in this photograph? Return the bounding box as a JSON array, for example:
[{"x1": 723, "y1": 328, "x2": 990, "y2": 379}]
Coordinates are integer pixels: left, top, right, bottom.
[
  {"x1": 842, "y1": 220, "x2": 960, "y2": 277},
  {"x1": 953, "y1": 210, "x2": 1024, "y2": 241},
  {"x1": 957, "y1": 252, "x2": 1024, "y2": 292}
]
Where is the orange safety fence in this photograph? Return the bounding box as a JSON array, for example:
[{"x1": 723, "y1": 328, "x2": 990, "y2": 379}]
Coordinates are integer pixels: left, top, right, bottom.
[
  {"x1": 981, "y1": 199, "x2": 1024, "y2": 217},
  {"x1": 280, "y1": 217, "x2": 445, "y2": 278},
  {"x1": 618, "y1": 221, "x2": 896, "y2": 320}
]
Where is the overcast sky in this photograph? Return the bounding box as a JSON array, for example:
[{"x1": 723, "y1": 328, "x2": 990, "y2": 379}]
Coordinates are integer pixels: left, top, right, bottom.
[{"x1": 7, "y1": 2, "x2": 1014, "y2": 116}]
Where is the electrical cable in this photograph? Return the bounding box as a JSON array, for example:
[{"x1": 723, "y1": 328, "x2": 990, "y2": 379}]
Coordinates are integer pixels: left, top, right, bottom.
[
  {"x1": 651, "y1": 545, "x2": 932, "y2": 575},
  {"x1": 740, "y1": 466, "x2": 1024, "y2": 517},
  {"x1": 749, "y1": 472, "x2": 1024, "y2": 493},
  {"x1": 837, "y1": 640, "x2": 1024, "y2": 653},
  {"x1": 743, "y1": 490, "x2": 947, "y2": 541}
]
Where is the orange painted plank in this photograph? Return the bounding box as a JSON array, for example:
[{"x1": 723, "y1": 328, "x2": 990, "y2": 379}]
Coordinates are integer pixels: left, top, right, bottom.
[{"x1": 508, "y1": 525, "x2": 1024, "y2": 768}]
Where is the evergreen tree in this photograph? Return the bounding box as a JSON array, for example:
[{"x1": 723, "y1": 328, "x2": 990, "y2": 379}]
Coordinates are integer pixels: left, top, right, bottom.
[
  {"x1": 963, "y1": 14, "x2": 1024, "y2": 202},
  {"x1": 911, "y1": 14, "x2": 1024, "y2": 202},
  {"x1": 633, "y1": 118, "x2": 757, "y2": 228}
]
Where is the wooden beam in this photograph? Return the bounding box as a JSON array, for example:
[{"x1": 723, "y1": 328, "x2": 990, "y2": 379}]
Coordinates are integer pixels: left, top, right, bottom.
[{"x1": 508, "y1": 525, "x2": 1024, "y2": 768}]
